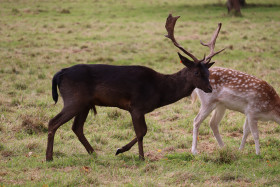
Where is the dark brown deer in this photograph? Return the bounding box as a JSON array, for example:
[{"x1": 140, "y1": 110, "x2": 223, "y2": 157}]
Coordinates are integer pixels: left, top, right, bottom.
[{"x1": 46, "y1": 14, "x2": 224, "y2": 161}]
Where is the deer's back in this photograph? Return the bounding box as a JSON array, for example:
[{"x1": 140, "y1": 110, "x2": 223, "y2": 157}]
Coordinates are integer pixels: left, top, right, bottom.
[
  {"x1": 198, "y1": 67, "x2": 280, "y2": 114},
  {"x1": 57, "y1": 64, "x2": 163, "y2": 111}
]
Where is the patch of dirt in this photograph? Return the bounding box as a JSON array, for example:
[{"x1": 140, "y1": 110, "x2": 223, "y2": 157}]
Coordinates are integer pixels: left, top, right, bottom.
[
  {"x1": 168, "y1": 115, "x2": 180, "y2": 122},
  {"x1": 149, "y1": 111, "x2": 161, "y2": 117},
  {"x1": 21, "y1": 115, "x2": 48, "y2": 134},
  {"x1": 1, "y1": 150, "x2": 14, "y2": 157},
  {"x1": 159, "y1": 114, "x2": 181, "y2": 123},
  {"x1": 228, "y1": 132, "x2": 242, "y2": 137},
  {"x1": 0, "y1": 171, "x2": 7, "y2": 177},
  {"x1": 146, "y1": 146, "x2": 181, "y2": 161},
  {"x1": 146, "y1": 150, "x2": 163, "y2": 161},
  {"x1": 149, "y1": 111, "x2": 164, "y2": 122},
  {"x1": 198, "y1": 141, "x2": 217, "y2": 154},
  {"x1": 60, "y1": 9, "x2": 70, "y2": 14},
  {"x1": 163, "y1": 146, "x2": 175, "y2": 152}
]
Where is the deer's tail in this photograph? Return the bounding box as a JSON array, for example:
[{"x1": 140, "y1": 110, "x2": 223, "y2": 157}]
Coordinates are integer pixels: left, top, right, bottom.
[{"x1": 52, "y1": 70, "x2": 63, "y2": 104}]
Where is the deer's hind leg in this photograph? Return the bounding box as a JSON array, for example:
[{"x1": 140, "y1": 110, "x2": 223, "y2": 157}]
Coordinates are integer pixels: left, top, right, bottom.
[
  {"x1": 239, "y1": 117, "x2": 250, "y2": 150},
  {"x1": 46, "y1": 106, "x2": 80, "y2": 161},
  {"x1": 247, "y1": 115, "x2": 260, "y2": 155},
  {"x1": 72, "y1": 108, "x2": 94, "y2": 154}
]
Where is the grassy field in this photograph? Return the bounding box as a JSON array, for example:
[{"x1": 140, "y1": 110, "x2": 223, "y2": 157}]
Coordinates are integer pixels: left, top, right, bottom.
[{"x1": 1, "y1": 0, "x2": 280, "y2": 186}]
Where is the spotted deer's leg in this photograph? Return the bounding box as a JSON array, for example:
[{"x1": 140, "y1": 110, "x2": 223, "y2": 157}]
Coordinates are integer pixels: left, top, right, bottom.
[
  {"x1": 192, "y1": 103, "x2": 216, "y2": 155},
  {"x1": 247, "y1": 114, "x2": 260, "y2": 155},
  {"x1": 239, "y1": 118, "x2": 250, "y2": 150},
  {"x1": 209, "y1": 105, "x2": 226, "y2": 147}
]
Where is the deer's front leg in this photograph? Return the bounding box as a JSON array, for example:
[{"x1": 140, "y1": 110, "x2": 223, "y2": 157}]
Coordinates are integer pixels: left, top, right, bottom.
[
  {"x1": 192, "y1": 104, "x2": 216, "y2": 155},
  {"x1": 131, "y1": 111, "x2": 147, "y2": 160},
  {"x1": 116, "y1": 138, "x2": 137, "y2": 155},
  {"x1": 209, "y1": 105, "x2": 226, "y2": 148},
  {"x1": 115, "y1": 111, "x2": 147, "y2": 160}
]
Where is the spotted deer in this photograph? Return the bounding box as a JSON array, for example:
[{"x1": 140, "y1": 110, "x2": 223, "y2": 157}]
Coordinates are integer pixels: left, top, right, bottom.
[
  {"x1": 46, "y1": 14, "x2": 225, "y2": 161},
  {"x1": 191, "y1": 67, "x2": 280, "y2": 155}
]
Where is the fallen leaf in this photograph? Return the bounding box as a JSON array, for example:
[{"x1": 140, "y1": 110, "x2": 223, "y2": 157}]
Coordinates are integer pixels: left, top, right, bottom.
[
  {"x1": 82, "y1": 166, "x2": 90, "y2": 173},
  {"x1": 28, "y1": 152, "x2": 33, "y2": 157}
]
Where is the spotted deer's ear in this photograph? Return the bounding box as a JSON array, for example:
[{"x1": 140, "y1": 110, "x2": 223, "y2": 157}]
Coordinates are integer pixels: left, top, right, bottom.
[{"x1": 178, "y1": 52, "x2": 195, "y2": 69}]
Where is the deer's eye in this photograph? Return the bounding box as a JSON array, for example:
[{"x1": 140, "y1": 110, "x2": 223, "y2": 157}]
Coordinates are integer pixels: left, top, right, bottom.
[{"x1": 194, "y1": 71, "x2": 200, "y2": 76}]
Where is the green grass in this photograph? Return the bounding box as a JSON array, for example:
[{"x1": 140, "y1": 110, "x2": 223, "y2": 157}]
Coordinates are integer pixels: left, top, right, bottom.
[{"x1": 1, "y1": 0, "x2": 280, "y2": 186}]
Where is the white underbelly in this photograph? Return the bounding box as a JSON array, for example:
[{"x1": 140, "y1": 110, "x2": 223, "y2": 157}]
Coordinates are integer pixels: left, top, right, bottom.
[
  {"x1": 217, "y1": 88, "x2": 250, "y2": 113},
  {"x1": 219, "y1": 99, "x2": 246, "y2": 113}
]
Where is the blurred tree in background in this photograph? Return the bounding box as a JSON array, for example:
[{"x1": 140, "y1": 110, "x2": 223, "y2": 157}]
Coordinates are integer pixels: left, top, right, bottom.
[
  {"x1": 227, "y1": 0, "x2": 242, "y2": 16},
  {"x1": 239, "y1": 0, "x2": 246, "y2": 6}
]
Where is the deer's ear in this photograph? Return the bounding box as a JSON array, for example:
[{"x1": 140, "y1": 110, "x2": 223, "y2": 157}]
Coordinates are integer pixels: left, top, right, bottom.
[
  {"x1": 205, "y1": 62, "x2": 215, "y2": 69},
  {"x1": 178, "y1": 52, "x2": 195, "y2": 68}
]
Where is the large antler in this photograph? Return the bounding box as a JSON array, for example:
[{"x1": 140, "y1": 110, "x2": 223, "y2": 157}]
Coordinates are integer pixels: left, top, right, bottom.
[
  {"x1": 165, "y1": 14, "x2": 199, "y2": 63},
  {"x1": 200, "y1": 23, "x2": 225, "y2": 63}
]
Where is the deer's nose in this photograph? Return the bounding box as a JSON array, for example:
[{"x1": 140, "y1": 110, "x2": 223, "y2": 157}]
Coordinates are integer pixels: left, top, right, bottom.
[{"x1": 206, "y1": 85, "x2": 213, "y2": 93}]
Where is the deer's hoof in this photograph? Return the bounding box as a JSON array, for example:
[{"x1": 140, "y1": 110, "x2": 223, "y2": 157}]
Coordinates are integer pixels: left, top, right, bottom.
[
  {"x1": 191, "y1": 150, "x2": 198, "y2": 155},
  {"x1": 46, "y1": 157, "x2": 53, "y2": 162},
  {"x1": 139, "y1": 155, "x2": 145, "y2": 161},
  {"x1": 115, "y1": 148, "x2": 122, "y2": 155}
]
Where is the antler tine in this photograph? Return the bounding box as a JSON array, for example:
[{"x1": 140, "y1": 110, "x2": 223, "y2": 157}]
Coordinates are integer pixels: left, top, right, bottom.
[
  {"x1": 200, "y1": 23, "x2": 225, "y2": 63},
  {"x1": 165, "y1": 14, "x2": 199, "y2": 63}
]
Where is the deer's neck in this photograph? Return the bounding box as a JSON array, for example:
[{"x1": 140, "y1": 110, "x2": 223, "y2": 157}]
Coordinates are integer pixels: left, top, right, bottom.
[{"x1": 158, "y1": 68, "x2": 194, "y2": 107}]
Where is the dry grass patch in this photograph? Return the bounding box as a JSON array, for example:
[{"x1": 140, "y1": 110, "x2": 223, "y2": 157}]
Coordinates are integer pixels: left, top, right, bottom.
[
  {"x1": 1, "y1": 150, "x2": 14, "y2": 158},
  {"x1": 21, "y1": 115, "x2": 48, "y2": 135}
]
